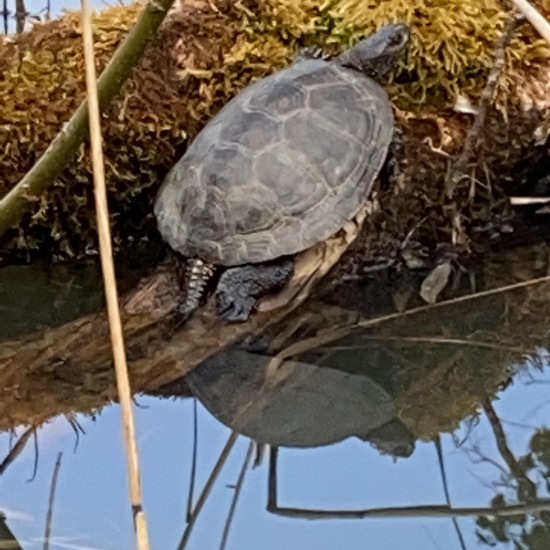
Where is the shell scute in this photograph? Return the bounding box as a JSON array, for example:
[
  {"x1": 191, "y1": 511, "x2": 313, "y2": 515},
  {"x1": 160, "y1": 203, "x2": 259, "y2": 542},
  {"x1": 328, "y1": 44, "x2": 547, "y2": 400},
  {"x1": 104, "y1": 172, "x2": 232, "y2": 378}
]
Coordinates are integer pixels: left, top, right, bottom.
[
  {"x1": 155, "y1": 57, "x2": 395, "y2": 265},
  {"x1": 219, "y1": 110, "x2": 281, "y2": 151},
  {"x1": 248, "y1": 80, "x2": 307, "y2": 117}
]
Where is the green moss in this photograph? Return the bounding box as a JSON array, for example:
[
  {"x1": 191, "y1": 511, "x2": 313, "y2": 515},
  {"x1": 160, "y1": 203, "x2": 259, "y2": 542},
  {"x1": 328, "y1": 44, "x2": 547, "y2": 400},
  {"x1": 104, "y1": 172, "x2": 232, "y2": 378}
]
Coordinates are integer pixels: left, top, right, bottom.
[
  {"x1": 0, "y1": 3, "x2": 187, "y2": 260},
  {"x1": 1, "y1": 0, "x2": 549, "y2": 260}
]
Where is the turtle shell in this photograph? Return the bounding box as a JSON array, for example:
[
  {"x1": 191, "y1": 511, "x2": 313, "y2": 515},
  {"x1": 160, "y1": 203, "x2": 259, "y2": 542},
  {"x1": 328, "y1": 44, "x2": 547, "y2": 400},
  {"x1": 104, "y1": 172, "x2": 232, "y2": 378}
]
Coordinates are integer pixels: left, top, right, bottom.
[
  {"x1": 186, "y1": 349, "x2": 406, "y2": 449},
  {"x1": 155, "y1": 58, "x2": 394, "y2": 265}
]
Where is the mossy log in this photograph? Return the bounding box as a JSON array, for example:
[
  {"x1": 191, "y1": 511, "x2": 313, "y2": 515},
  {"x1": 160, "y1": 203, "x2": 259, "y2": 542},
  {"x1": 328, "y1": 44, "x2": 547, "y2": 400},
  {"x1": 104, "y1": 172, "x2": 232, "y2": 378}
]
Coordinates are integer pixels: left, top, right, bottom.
[
  {"x1": 0, "y1": 0, "x2": 550, "y2": 261},
  {"x1": 2, "y1": 1, "x2": 550, "y2": 434},
  {"x1": 0, "y1": 0, "x2": 176, "y2": 237},
  {"x1": 0, "y1": 241, "x2": 549, "y2": 438}
]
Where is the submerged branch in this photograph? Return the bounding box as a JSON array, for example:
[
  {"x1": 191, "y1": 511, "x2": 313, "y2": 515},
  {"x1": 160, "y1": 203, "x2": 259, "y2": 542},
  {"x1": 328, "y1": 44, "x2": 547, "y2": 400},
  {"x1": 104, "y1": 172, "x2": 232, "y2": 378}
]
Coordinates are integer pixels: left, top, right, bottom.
[
  {"x1": 267, "y1": 445, "x2": 550, "y2": 519},
  {"x1": 434, "y1": 437, "x2": 467, "y2": 550},
  {"x1": 0, "y1": 427, "x2": 34, "y2": 475},
  {"x1": 219, "y1": 440, "x2": 254, "y2": 550},
  {"x1": 43, "y1": 452, "x2": 62, "y2": 550},
  {"x1": 178, "y1": 432, "x2": 239, "y2": 550},
  {"x1": 482, "y1": 397, "x2": 539, "y2": 501}
]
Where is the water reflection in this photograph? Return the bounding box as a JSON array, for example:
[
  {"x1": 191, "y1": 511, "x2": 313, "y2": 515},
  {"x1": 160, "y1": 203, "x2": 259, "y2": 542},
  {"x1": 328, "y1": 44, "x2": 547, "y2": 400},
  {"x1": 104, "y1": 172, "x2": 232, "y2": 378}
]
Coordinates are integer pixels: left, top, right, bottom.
[
  {"x1": 1, "y1": 245, "x2": 550, "y2": 549},
  {"x1": 0, "y1": 261, "x2": 144, "y2": 339},
  {"x1": 1, "y1": 370, "x2": 549, "y2": 549},
  {"x1": 0, "y1": 263, "x2": 104, "y2": 339},
  {"x1": 187, "y1": 349, "x2": 415, "y2": 458}
]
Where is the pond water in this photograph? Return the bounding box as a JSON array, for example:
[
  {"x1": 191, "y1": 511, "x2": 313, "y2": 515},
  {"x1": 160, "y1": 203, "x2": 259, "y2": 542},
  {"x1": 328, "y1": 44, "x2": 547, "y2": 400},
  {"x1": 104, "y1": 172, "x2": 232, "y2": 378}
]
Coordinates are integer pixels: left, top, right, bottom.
[
  {"x1": 0, "y1": 253, "x2": 549, "y2": 550},
  {"x1": 1, "y1": 380, "x2": 549, "y2": 550}
]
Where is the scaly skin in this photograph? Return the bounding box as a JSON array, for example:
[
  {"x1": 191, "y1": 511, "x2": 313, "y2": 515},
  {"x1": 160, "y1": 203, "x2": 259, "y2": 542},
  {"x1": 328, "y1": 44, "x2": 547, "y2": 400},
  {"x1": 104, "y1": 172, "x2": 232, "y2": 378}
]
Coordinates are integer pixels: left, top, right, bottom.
[
  {"x1": 177, "y1": 258, "x2": 216, "y2": 319},
  {"x1": 216, "y1": 257, "x2": 294, "y2": 322}
]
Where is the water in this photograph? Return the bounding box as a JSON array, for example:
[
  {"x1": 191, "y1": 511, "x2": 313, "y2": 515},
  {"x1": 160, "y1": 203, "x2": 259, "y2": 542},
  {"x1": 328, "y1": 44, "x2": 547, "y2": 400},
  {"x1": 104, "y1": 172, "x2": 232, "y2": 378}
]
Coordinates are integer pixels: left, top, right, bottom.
[
  {"x1": 1, "y1": 375, "x2": 549, "y2": 549},
  {"x1": 0, "y1": 249, "x2": 549, "y2": 550}
]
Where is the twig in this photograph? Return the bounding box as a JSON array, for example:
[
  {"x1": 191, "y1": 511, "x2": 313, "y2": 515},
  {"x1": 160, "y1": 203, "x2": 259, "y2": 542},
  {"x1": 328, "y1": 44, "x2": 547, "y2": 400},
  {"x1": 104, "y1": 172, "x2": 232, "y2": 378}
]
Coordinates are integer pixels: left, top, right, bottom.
[
  {"x1": 509, "y1": 0, "x2": 550, "y2": 44},
  {"x1": 0, "y1": 426, "x2": 35, "y2": 475},
  {"x1": 267, "y1": 274, "x2": 550, "y2": 372},
  {"x1": 446, "y1": 15, "x2": 523, "y2": 198},
  {"x1": 219, "y1": 440, "x2": 254, "y2": 550},
  {"x1": 323, "y1": 336, "x2": 533, "y2": 355},
  {"x1": 434, "y1": 437, "x2": 467, "y2": 550},
  {"x1": 15, "y1": 0, "x2": 26, "y2": 33},
  {"x1": 186, "y1": 398, "x2": 199, "y2": 522},
  {"x1": 43, "y1": 452, "x2": 62, "y2": 550},
  {"x1": 80, "y1": 0, "x2": 150, "y2": 548},
  {"x1": 178, "y1": 432, "x2": 239, "y2": 550},
  {"x1": 481, "y1": 397, "x2": 538, "y2": 502},
  {"x1": 510, "y1": 197, "x2": 550, "y2": 206},
  {"x1": 0, "y1": 0, "x2": 175, "y2": 238}
]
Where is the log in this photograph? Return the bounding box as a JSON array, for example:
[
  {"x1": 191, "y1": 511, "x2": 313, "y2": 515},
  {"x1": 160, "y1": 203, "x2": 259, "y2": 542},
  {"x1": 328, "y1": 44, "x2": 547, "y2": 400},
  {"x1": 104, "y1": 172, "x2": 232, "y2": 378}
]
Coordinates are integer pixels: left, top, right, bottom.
[
  {"x1": 1, "y1": 228, "x2": 550, "y2": 435},
  {"x1": 2, "y1": 0, "x2": 550, "y2": 432}
]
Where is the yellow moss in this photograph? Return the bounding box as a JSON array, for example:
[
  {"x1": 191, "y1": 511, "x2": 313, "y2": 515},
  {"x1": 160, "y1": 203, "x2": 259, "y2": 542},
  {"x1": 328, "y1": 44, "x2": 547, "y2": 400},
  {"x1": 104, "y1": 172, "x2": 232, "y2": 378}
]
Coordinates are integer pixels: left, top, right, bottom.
[
  {"x1": 1, "y1": 0, "x2": 549, "y2": 259},
  {"x1": 248, "y1": 0, "x2": 550, "y2": 107}
]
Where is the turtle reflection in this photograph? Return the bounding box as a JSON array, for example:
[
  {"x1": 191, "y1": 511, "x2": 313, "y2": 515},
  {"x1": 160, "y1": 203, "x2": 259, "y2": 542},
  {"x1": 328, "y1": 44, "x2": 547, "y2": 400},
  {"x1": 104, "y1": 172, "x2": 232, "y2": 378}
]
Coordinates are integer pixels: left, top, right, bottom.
[{"x1": 186, "y1": 349, "x2": 415, "y2": 458}]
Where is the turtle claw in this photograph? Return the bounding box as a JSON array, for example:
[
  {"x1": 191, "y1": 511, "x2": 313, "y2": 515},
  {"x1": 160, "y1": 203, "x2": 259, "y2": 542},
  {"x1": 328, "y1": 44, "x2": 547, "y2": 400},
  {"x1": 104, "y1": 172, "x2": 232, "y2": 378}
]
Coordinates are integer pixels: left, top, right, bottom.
[
  {"x1": 214, "y1": 259, "x2": 294, "y2": 323},
  {"x1": 216, "y1": 291, "x2": 255, "y2": 323},
  {"x1": 295, "y1": 46, "x2": 330, "y2": 63},
  {"x1": 161, "y1": 307, "x2": 194, "y2": 340}
]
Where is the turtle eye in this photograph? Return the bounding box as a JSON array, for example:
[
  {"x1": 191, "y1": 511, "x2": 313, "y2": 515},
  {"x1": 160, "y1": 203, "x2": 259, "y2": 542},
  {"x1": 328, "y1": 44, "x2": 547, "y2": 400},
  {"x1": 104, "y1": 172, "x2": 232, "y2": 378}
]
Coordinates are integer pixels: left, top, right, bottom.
[{"x1": 389, "y1": 28, "x2": 409, "y2": 49}]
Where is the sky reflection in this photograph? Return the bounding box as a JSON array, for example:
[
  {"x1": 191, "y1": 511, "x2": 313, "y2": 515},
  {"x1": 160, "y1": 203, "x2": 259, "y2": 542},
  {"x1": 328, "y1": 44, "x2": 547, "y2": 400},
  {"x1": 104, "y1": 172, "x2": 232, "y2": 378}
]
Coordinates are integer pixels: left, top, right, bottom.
[{"x1": 1, "y1": 362, "x2": 548, "y2": 550}]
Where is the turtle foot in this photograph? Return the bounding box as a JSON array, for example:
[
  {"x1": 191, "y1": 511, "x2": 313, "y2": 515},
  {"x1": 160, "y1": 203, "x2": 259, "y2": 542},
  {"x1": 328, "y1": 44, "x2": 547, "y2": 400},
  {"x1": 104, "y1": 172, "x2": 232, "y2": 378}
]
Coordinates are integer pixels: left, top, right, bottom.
[
  {"x1": 215, "y1": 258, "x2": 294, "y2": 323},
  {"x1": 295, "y1": 46, "x2": 330, "y2": 63},
  {"x1": 216, "y1": 293, "x2": 256, "y2": 323}
]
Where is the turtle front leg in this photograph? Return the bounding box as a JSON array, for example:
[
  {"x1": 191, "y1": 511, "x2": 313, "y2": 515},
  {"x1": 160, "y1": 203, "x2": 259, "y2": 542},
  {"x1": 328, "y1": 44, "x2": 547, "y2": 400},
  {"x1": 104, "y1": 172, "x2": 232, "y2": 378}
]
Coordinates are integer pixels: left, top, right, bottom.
[
  {"x1": 216, "y1": 258, "x2": 294, "y2": 322},
  {"x1": 294, "y1": 46, "x2": 331, "y2": 63}
]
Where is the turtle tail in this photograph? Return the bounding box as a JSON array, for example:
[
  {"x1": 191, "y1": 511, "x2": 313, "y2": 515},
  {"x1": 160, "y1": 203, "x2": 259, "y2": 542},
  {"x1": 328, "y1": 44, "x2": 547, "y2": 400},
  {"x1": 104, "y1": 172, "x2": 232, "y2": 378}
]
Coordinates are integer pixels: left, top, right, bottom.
[{"x1": 177, "y1": 258, "x2": 216, "y2": 320}]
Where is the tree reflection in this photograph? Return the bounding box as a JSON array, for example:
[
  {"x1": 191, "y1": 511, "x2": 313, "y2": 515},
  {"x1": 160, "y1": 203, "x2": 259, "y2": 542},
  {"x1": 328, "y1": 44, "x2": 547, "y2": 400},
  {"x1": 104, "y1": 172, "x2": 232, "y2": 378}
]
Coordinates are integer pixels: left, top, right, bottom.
[{"x1": 476, "y1": 423, "x2": 550, "y2": 549}]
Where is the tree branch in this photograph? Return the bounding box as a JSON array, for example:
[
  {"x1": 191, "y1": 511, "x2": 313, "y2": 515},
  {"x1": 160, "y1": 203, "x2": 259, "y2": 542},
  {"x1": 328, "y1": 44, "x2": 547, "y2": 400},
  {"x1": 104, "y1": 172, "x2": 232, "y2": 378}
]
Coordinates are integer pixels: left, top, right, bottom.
[{"x1": 0, "y1": 0, "x2": 175, "y2": 238}]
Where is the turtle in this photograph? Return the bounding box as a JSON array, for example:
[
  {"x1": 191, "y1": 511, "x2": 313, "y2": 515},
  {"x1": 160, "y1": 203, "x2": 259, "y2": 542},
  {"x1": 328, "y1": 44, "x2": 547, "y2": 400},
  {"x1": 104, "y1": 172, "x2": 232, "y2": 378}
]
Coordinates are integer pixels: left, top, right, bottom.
[
  {"x1": 154, "y1": 22, "x2": 410, "y2": 322},
  {"x1": 186, "y1": 348, "x2": 416, "y2": 457}
]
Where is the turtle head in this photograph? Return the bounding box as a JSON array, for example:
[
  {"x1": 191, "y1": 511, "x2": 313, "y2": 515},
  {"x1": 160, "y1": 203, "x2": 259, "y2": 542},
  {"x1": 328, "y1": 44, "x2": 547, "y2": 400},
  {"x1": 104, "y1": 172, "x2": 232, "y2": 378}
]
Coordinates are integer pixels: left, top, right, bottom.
[
  {"x1": 358, "y1": 418, "x2": 416, "y2": 459},
  {"x1": 337, "y1": 23, "x2": 410, "y2": 79}
]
